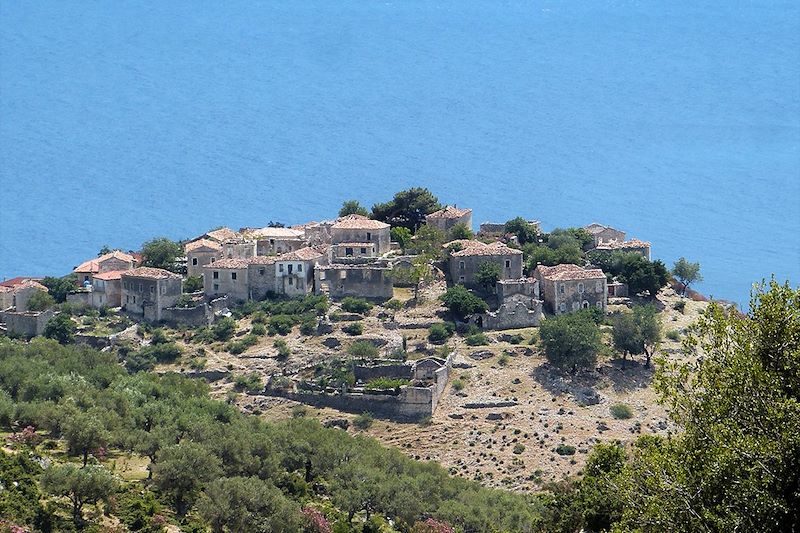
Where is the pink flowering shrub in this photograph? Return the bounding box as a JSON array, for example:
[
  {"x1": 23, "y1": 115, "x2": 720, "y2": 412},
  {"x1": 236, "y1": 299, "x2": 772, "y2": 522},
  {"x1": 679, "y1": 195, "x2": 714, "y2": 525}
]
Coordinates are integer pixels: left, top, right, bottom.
[{"x1": 301, "y1": 507, "x2": 332, "y2": 533}]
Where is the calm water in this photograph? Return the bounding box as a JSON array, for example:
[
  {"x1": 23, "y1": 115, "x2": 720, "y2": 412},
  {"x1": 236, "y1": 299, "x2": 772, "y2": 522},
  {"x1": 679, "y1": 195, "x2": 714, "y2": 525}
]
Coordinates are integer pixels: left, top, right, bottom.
[{"x1": 1, "y1": 1, "x2": 798, "y2": 307}]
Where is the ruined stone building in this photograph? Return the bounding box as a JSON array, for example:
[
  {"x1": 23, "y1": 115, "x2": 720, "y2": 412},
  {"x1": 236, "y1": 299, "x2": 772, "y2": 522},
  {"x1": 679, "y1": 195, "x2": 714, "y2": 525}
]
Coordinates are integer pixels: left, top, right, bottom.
[
  {"x1": 185, "y1": 239, "x2": 222, "y2": 277},
  {"x1": 243, "y1": 227, "x2": 306, "y2": 256},
  {"x1": 473, "y1": 277, "x2": 543, "y2": 330},
  {"x1": 425, "y1": 205, "x2": 473, "y2": 234},
  {"x1": 594, "y1": 238, "x2": 652, "y2": 260},
  {"x1": 314, "y1": 262, "x2": 393, "y2": 300},
  {"x1": 121, "y1": 267, "x2": 182, "y2": 322},
  {"x1": 585, "y1": 223, "x2": 626, "y2": 247},
  {"x1": 533, "y1": 264, "x2": 607, "y2": 315},
  {"x1": 449, "y1": 241, "x2": 523, "y2": 288}
]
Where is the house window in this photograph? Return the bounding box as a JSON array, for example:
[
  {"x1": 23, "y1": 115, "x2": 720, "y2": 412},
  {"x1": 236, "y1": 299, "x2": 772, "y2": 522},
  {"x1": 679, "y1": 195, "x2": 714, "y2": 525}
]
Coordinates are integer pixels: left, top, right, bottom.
[
  {"x1": 596, "y1": 301, "x2": 603, "y2": 309},
  {"x1": 288, "y1": 277, "x2": 293, "y2": 285},
  {"x1": 459, "y1": 261, "x2": 465, "y2": 270},
  {"x1": 578, "y1": 282, "x2": 584, "y2": 293},
  {"x1": 213, "y1": 271, "x2": 219, "y2": 279},
  {"x1": 572, "y1": 301, "x2": 580, "y2": 311},
  {"x1": 288, "y1": 264, "x2": 293, "y2": 274},
  {"x1": 139, "y1": 283, "x2": 143, "y2": 292},
  {"x1": 269, "y1": 239, "x2": 275, "y2": 245},
  {"x1": 559, "y1": 284, "x2": 565, "y2": 294},
  {"x1": 559, "y1": 303, "x2": 566, "y2": 312},
  {"x1": 582, "y1": 300, "x2": 589, "y2": 308},
  {"x1": 298, "y1": 264, "x2": 302, "y2": 272},
  {"x1": 279, "y1": 264, "x2": 284, "y2": 272},
  {"x1": 366, "y1": 232, "x2": 372, "y2": 241},
  {"x1": 596, "y1": 281, "x2": 603, "y2": 293},
  {"x1": 345, "y1": 247, "x2": 353, "y2": 256},
  {"x1": 360, "y1": 248, "x2": 367, "y2": 254},
  {"x1": 259, "y1": 268, "x2": 265, "y2": 275},
  {"x1": 459, "y1": 276, "x2": 465, "y2": 282},
  {"x1": 192, "y1": 257, "x2": 198, "y2": 266},
  {"x1": 161, "y1": 286, "x2": 166, "y2": 294},
  {"x1": 132, "y1": 296, "x2": 136, "y2": 304},
  {"x1": 231, "y1": 272, "x2": 237, "y2": 281},
  {"x1": 84, "y1": 275, "x2": 90, "y2": 283},
  {"x1": 505, "y1": 260, "x2": 510, "y2": 269},
  {"x1": 213, "y1": 283, "x2": 219, "y2": 291},
  {"x1": 210, "y1": 257, "x2": 215, "y2": 263},
  {"x1": 150, "y1": 286, "x2": 155, "y2": 294},
  {"x1": 126, "y1": 295, "x2": 129, "y2": 303}
]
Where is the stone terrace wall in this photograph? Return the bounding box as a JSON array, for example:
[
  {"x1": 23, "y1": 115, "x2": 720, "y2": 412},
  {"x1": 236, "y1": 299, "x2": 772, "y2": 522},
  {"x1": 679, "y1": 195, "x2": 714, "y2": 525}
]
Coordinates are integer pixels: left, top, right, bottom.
[{"x1": 354, "y1": 363, "x2": 413, "y2": 382}]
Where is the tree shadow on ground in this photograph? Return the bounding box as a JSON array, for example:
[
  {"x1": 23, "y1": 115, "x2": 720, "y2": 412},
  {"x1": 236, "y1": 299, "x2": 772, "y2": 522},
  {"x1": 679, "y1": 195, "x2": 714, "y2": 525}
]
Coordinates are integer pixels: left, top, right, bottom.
[
  {"x1": 531, "y1": 363, "x2": 603, "y2": 406},
  {"x1": 600, "y1": 357, "x2": 655, "y2": 393}
]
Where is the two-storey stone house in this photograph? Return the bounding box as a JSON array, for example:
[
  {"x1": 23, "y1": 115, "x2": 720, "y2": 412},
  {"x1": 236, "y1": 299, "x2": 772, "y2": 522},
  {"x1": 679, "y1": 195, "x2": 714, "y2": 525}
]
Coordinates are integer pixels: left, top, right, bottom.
[
  {"x1": 449, "y1": 242, "x2": 523, "y2": 289},
  {"x1": 425, "y1": 206, "x2": 473, "y2": 234},
  {"x1": 121, "y1": 267, "x2": 182, "y2": 322},
  {"x1": 331, "y1": 215, "x2": 391, "y2": 255},
  {"x1": 533, "y1": 264, "x2": 607, "y2": 315}
]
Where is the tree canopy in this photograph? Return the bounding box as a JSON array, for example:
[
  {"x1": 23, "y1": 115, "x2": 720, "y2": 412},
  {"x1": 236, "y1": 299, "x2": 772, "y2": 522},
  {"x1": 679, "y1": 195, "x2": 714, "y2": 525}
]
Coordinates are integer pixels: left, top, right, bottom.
[
  {"x1": 25, "y1": 290, "x2": 55, "y2": 312},
  {"x1": 474, "y1": 262, "x2": 501, "y2": 292},
  {"x1": 339, "y1": 200, "x2": 370, "y2": 217},
  {"x1": 505, "y1": 217, "x2": 539, "y2": 245},
  {"x1": 40, "y1": 275, "x2": 77, "y2": 303},
  {"x1": 672, "y1": 257, "x2": 702, "y2": 296},
  {"x1": 439, "y1": 285, "x2": 488, "y2": 320},
  {"x1": 371, "y1": 188, "x2": 442, "y2": 231},
  {"x1": 611, "y1": 304, "x2": 661, "y2": 367},
  {"x1": 539, "y1": 310, "x2": 602, "y2": 372},
  {"x1": 141, "y1": 237, "x2": 182, "y2": 272}
]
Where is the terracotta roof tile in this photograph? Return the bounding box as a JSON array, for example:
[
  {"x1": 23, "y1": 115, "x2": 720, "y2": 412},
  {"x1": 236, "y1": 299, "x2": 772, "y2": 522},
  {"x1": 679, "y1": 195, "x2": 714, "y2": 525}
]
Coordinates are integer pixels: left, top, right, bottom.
[
  {"x1": 442, "y1": 239, "x2": 487, "y2": 250},
  {"x1": 277, "y1": 247, "x2": 324, "y2": 261},
  {"x1": 185, "y1": 239, "x2": 223, "y2": 252},
  {"x1": 535, "y1": 264, "x2": 606, "y2": 281},
  {"x1": 595, "y1": 239, "x2": 651, "y2": 250},
  {"x1": 331, "y1": 214, "x2": 390, "y2": 230},
  {"x1": 74, "y1": 251, "x2": 135, "y2": 274},
  {"x1": 246, "y1": 256, "x2": 278, "y2": 266},
  {"x1": 205, "y1": 227, "x2": 240, "y2": 242},
  {"x1": 451, "y1": 242, "x2": 522, "y2": 257},
  {"x1": 92, "y1": 270, "x2": 126, "y2": 281},
  {"x1": 244, "y1": 227, "x2": 304, "y2": 239},
  {"x1": 121, "y1": 267, "x2": 181, "y2": 280},
  {"x1": 0, "y1": 277, "x2": 44, "y2": 288},
  {"x1": 426, "y1": 206, "x2": 472, "y2": 219},
  {"x1": 203, "y1": 258, "x2": 249, "y2": 269}
]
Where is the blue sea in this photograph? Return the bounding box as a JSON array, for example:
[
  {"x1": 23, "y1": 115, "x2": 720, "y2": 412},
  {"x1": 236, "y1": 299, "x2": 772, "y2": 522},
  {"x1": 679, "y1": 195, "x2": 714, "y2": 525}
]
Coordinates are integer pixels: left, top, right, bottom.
[{"x1": 1, "y1": 1, "x2": 798, "y2": 307}]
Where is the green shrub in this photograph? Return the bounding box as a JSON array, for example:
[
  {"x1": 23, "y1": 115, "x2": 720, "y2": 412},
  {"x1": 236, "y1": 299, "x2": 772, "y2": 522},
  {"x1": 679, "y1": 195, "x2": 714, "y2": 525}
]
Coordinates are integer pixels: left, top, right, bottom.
[
  {"x1": 340, "y1": 297, "x2": 373, "y2": 314},
  {"x1": 274, "y1": 339, "x2": 291, "y2": 359},
  {"x1": 268, "y1": 315, "x2": 295, "y2": 336},
  {"x1": 428, "y1": 322, "x2": 455, "y2": 344},
  {"x1": 452, "y1": 378, "x2": 465, "y2": 392},
  {"x1": 348, "y1": 340, "x2": 379, "y2": 358},
  {"x1": 299, "y1": 315, "x2": 316, "y2": 336},
  {"x1": 151, "y1": 328, "x2": 170, "y2": 345},
  {"x1": 465, "y1": 333, "x2": 489, "y2": 346},
  {"x1": 251, "y1": 323, "x2": 267, "y2": 336},
  {"x1": 610, "y1": 403, "x2": 634, "y2": 419},
  {"x1": 555, "y1": 444, "x2": 576, "y2": 455},
  {"x1": 385, "y1": 299, "x2": 403, "y2": 311},
  {"x1": 183, "y1": 275, "x2": 203, "y2": 293},
  {"x1": 212, "y1": 317, "x2": 237, "y2": 341},
  {"x1": 291, "y1": 405, "x2": 307, "y2": 418},
  {"x1": 513, "y1": 443, "x2": 525, "y2": 454},
  {"x1": 251, "y1": 311, "x2": 268, "y2": 325},
  {"x1": 139, "y1": 342, "x2": 182, "y2": 363},
  {"x1": 666, "y1": 329, "x2": 681, "y2": 341},
  {"x1": 342, "y1": 322, "x2": 364, "y2": 336},
  {"x1": 507, "y1": 334, "x2": 525, "y2": 345},
  {"x1": 189, "y1": 357, "x2": 207, "y2": 370},
  {"x1": 226, "y1": 341, "x2": 246, "y2": 355},
  {"x1": 364, "y1": 377, "x2": 409, "y2": 390},
  {"x1": 498, "y1": 353, "x2": 510, "y2": 366},
  {"x1": 439, "y1": 286, "x2": 488, "y2": 320},
  {"x1": 233, "y1": 372, "x2": 262, "y2": 392},
  {"x1": 673, "y1": 300, "x2": 686, "y2": 313},
  {"x1": 353, "y1": 412, "x2": 374, "y2": 430}
]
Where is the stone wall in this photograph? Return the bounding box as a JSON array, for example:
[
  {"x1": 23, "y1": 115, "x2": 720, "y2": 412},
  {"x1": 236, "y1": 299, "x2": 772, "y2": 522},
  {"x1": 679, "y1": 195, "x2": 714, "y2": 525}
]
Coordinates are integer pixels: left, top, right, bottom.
[
  {"x1": 449, "y1": 253, "x2": 523, "y2": 289},
  {"x1": 315, "y1": 265, "x2": 393, "y2": 301},
  {"x1": 161, "y1": 303, "x2": 211, "y2": 327},
  {"x1": 477, "y1": 297, "x2": 543, "y2": 330},
  {"x1": 354, "y1": 364, "x2": 413, "y2": 382}
]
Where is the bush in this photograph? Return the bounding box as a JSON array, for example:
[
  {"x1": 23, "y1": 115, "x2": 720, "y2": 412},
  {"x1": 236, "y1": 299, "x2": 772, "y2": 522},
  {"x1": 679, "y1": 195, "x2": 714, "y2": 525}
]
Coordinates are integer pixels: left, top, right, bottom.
[
  {"x1": 465, "y1": 333, "x2": 489, "y2": 346},
  {"x1": 274, "y1": 339, "x2": 291, "y2": 359},
  {"x1": 666, "y1": 329, "x2": 681, "y2": 341},
  {"x1": 175, "y1": 293, "x2": 196, "y2": 308},
  {"x1": 189, "y1": 357, "x2": 207, "y2": 370},
  {"x1": 299, "y1": 316, "x2": 316, "y2": 336},
  {"x1": 672, "y1": 300, "x2": 686, "y2": 313},
  {"x1": 555, "y1": 444, "x2": 576, "y2": 455},
  {"x1": 610, "y1": 403, "x2": 633, "y2": 420},
  {"x1": 251, "y1": 311, "x2": 268, "y2": 325},
  {"x1": 353, "y1": 412, "x2": 374, "y2": 430},
  {"x1": 151, "y1": 328, "x2": 170, "y2": 345},
  {"x1": 439, "y1": 286, "x2": 488, "y2": 320},
  {"x1": 251, "y1": 323, "x2": 267, "y2": 336},
  {"x1": 428, "y1": 322, "x2": 455, "y2": 344},
  {"x1": 539, "y1": 312, "x2": 602, "y2": 373},
  {"x1": 183, "y1": 275, "x2": 203, "y2": 293},
  {"x1": 364, "y1": 377, "x2": 409, "y2": 390},
  {"x1": 340, "y1": 297, "x2": 373, "y2": 314},
  {"x1": 498, "y1": 353, "x2": 510, "y2": 366},
  {"x1": 451, "y1": 378, "x2": 465, "y2": 392},
  {"x1": 233, "y1": 372, "x2": 262, "y2": 392},
  {"x1": 212, "y1": 317, "x2": 237, "y2": 341},
  {"x1": 25, "y1": 290, "x2": 55, "y2": 311},
  {"x1": 44, "y1": 313, "x2": 76, "y2": 344},
  {"x1": 385, "y1": 299, "x2": 403, "y2": 311},
  {"x1": 291, "y1": 405, "x2": 307, "y2": 418},
  {"x1": 342, "y1": 322, "x2": 364, "y2": 336},
  {"x1": 348, "y1": 340, "x2": 379, "y2": 359},
  {"x1": 268, "y1": 315, "x2": 295, "y2": 336},
  {"x1": 513, "y1": 443, "x2": 525, "y2": 455},
  {"x1": 507, "y1": 334, "x2": 525, "y2": 344}
]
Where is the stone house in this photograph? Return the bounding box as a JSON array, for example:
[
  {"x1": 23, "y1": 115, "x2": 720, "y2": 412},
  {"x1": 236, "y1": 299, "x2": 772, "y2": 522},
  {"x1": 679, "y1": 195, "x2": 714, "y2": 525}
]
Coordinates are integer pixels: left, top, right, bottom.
[
  {"x1": 315, "y1": 263, "x2": 393, "y2": 301},
  {"x1": 449, "y1": 242, "x2": 523, "y2": 288},
  {"x1": 73, "y1": 250, "x2": 136, "y2": 286},
  {"x1": 90, "y1": 270, "x2": 125, "y2": 308},
  {"x1": 332, "y1": 242, "x2": 378, "y2": 261},
  {"x1": 425, "y1": 206, "x2": 473, "y2": 234},
  {"x1": 0, "y1": 278, "x2": 48, "y2": 312},
  {"x1": 331, "y1": 215, "x2": 391, "y2": 255},
  {"x1": 533, "y1": 264, "x2": 607, "y2": 315},
  {"x1": 246, "y1": 257, "x2": 279, "y2": 300},
  {"x1": 244, "y1": 227, "x2": 306, "y2": 256},
  {"x1": 0, "y1": 308, "x2": 55, "y2": 338},
  {"x1": 473, "y1": 278, "x2": 543, "y2": 330},
  {"x1": 275, "y1": 247, "x2": 324, "y2": 296},
  {"x1": 121, "y1": 267, "x2": 183, "y2": 322},
  {"x1": 202, "y1": 258, "x2": 250, "y2": 303},
  {"x1": 585, "y1": 223, "x2": 626, "y2": 247},
  {"x1": 594, "y1": 238, "x2": 651, "y2": 260},
  {"x1": 185, "y1": 239, "x2": 223, "y2": 277},
  {"x1": 222, "y1": 239, "x2": 257, "y2": 260},
  {"x1": 200, "y1": 227, "x2": 241, "y2": 244}
]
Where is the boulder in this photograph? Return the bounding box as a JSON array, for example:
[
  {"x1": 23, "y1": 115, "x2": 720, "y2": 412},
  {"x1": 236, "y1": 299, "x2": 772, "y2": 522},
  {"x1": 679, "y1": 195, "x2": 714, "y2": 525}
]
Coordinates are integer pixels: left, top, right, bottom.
[
  {"x1": 322, "y1": 337, "x2": 341, "y2": 349},
  {"x1": 469, "y1": 350, "x2": 494, "y2": 361}
]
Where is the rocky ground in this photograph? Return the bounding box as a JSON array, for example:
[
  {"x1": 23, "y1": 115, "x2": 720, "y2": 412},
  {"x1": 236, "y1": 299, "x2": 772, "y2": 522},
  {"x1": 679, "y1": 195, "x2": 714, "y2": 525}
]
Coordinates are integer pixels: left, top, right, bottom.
[{"x1": 156, "y1": 282, "x2": 707, "y2": 493}]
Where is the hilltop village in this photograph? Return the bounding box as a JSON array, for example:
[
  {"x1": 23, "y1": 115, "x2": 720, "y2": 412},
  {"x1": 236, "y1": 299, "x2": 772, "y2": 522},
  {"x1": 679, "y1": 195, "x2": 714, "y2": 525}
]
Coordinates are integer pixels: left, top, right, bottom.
[{"x1": 1, "y1": 188, "x2": 705, "y2": 490}]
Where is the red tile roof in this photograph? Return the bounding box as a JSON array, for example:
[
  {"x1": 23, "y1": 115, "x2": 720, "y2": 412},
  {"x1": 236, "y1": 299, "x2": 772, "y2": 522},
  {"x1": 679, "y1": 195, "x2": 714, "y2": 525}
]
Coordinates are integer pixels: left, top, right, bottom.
[
  {"x1": 442, "y1": 239, "x2": 486, "y2": 250},
  {"x1": 246, "y1": 256, "x2": 278, "y2": 266},
  {"x1": 278, "y1": 247, "x2": 324, "y2": 261},
  {"x1": 451, "y1": 242, "x2": 522, "y2": 257},
  {"x1": 0, "y1": 277, "x2": 43, "y2": 288},
  {"x1": 74, "y1": 251, "x2": 136, "y2": 274},
  {"x1": 203, "y1": 258, "x2": 249, "y2": 269},
  {"x1": 535, "y1": 264, "x2": 606, "y2": 281},
  {"x1": 426, "y1": 206, "x2": 472, "y2": 219},
  {"x1": 205, "y1": 227, "x2": 241, "y2": 242},
  {"x1": 244, "y1": 227, "x2": 304, "y2": 239},
  {"x1": 331, "y1": 214, "x2": 390, "y2": 230},
  {"x1": 121, "y1": 267, "x2": 181, "y2": 280},
  {"x1": 92, "y1": 270, "x2": 126, "y2": 281},
  {"x1": 185, "y1": 239, "x2": 222, "y2": 252}
]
